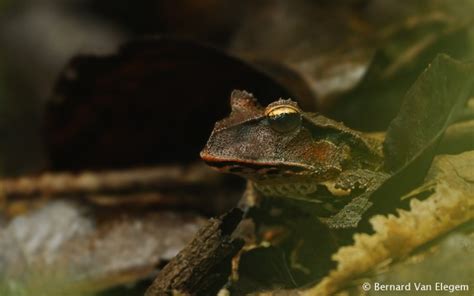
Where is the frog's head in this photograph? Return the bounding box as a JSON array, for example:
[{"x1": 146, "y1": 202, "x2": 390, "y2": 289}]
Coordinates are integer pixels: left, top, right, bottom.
[{"x1": 200, "y1": 90, "x2": 367, "y2": 185}]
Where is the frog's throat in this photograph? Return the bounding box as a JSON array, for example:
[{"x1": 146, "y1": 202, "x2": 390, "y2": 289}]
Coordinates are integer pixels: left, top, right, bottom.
[
  {"x1": 253, "y1": 180, "x2": 351, "y2": 200},
  {"x1": 254, "y1": 181, "x2": 319, "y2": 199}
]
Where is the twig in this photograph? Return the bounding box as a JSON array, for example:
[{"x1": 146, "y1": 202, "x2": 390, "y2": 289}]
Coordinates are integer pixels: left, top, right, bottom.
[
  {"x1": 0, "y1": 163, "x2": 241, "y2": 217},
  {"x1": 0, "y1": 163, "x2": 220, "y2": 198},
  {"x1": 145, "y1": 208, "x2": 244, "y2": 296}
]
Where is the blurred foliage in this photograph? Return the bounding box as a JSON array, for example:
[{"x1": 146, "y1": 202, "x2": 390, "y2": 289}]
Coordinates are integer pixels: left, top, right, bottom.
[
  {"x1": 0, "y1": 200, "x2": 205, "y2": 296},
  {"x1": 304, "y1": 151, "x2": 474, "y2": 295},
  {"x1": 0, "y1": 0, "x2": 12, "y2": 12},
  {"x1": 0, "y1": 59, "x2": 45, "y2": 176},
  {"x1": 44, "y1": 38, "x2": 295, "y2": 171},
  {"x1": 0, "y1": 1, "x2": 473, "y2": 295},
  {"x1": 365, "y1": 229, "x2": 474, "y2": 296},
  {"x1": 1, "y1": 0, "x2": 474, "y2": 175},
  {"x1": 329, "y1": 0, "x2": 474, "y2": 130}
]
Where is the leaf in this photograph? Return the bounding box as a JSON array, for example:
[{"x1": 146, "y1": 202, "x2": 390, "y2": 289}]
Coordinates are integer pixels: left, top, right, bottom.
[
  {"x1": 301, "y1": 151, "x2": 474, "y2": 296},
  {"x1": 328, "y1": 15, "x2": 474, "y2": 131},
  {"x1": 229, "y1": 198, "x2": 341, "y2": 294},
  {"x1": 231, "y1": 246, "x2": 297, "y2": 294},
  {"x1": 357, "y1": 54, "x2": 474, "y2": 225},
  {"x1": 45, "y1": 37, "x2": 298, "y2": 171},
  {"x1": 0, "y1": 200, "x2": 206, "y2": 295},
  {"x1": 384, "y1": 54, "x2": 474, "y2": 173}
]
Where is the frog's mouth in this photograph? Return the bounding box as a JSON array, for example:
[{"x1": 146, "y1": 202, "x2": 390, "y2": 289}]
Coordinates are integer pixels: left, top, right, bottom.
[{"x1": 200, "y1": 152, "x2": 317, "y2": 180}]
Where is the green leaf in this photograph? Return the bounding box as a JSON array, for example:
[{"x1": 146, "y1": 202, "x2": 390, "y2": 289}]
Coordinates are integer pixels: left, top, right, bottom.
[
  {"x1": 384, "y1": 54, "x2": 474, "y2": 173},
  {"x1": 356, "y1": 54, "x2": 474, "y2": 227}
]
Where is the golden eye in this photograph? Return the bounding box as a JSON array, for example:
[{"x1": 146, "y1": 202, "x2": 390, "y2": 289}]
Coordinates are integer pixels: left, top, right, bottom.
[
  {"x1": 265, "y1": 105, "x2": 302, "y2": 133},
  {"x1": 265, "y1": 105, "x2": 299, "y2": 117}
]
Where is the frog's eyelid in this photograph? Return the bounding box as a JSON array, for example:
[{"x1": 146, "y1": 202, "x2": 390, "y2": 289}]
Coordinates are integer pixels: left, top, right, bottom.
[{"x1": 265, "y1": 105, "x2": 301, "y2": 117}]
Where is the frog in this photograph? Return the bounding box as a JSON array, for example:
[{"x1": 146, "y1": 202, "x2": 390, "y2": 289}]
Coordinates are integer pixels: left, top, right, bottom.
[{"x1": 200, "y1": 90, "x2": 390, "y2": 228}]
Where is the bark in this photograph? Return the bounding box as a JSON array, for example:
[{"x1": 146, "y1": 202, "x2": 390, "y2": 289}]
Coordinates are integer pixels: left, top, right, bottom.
[{"x1": 145, "y1": 208, "x2": 244, "y2": 296}]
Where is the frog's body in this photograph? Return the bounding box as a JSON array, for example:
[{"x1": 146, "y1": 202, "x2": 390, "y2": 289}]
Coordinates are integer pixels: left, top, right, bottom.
[{"x1": 201, "y1": 90, "x2": 389, "y2": 228}]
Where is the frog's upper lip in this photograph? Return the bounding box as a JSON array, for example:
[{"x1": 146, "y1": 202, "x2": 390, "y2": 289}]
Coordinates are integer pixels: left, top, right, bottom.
[{"x1": 200, "y1": 151, "x2": 314, "y2": 171}]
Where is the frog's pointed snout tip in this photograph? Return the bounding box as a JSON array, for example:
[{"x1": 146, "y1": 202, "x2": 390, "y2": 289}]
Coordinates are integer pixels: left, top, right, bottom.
[
  {"x1": 199, "y1": 149, "x2": 208, "y2": 160},
  {"x1": 199, "y1": 146, "x2": 216, "y2": 163},
  {"x1": 199, "y1": 146, "x2": 209, "y2": 159}
]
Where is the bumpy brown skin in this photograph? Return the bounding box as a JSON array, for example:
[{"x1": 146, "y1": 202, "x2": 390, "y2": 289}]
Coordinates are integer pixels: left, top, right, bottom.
[{"x1": 201, "y1": 90, "x2": 389, "y2": 228}]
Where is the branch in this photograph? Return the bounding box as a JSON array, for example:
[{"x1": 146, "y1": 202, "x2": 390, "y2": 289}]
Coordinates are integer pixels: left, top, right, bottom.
[{"x1": 145, "y1": 208, "x2": 244, "y2": 296}]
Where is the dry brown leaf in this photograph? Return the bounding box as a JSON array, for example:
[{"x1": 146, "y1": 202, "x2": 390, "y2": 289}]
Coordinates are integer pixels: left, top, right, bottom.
[{"x1": 301, "y1": 151, "x2": 474, "y2": 296}]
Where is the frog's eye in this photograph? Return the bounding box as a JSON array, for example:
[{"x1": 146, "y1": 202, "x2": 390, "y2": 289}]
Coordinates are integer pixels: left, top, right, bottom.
[{"x1": 265, "y1": 105, "x2": 302, "y2": 133}]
